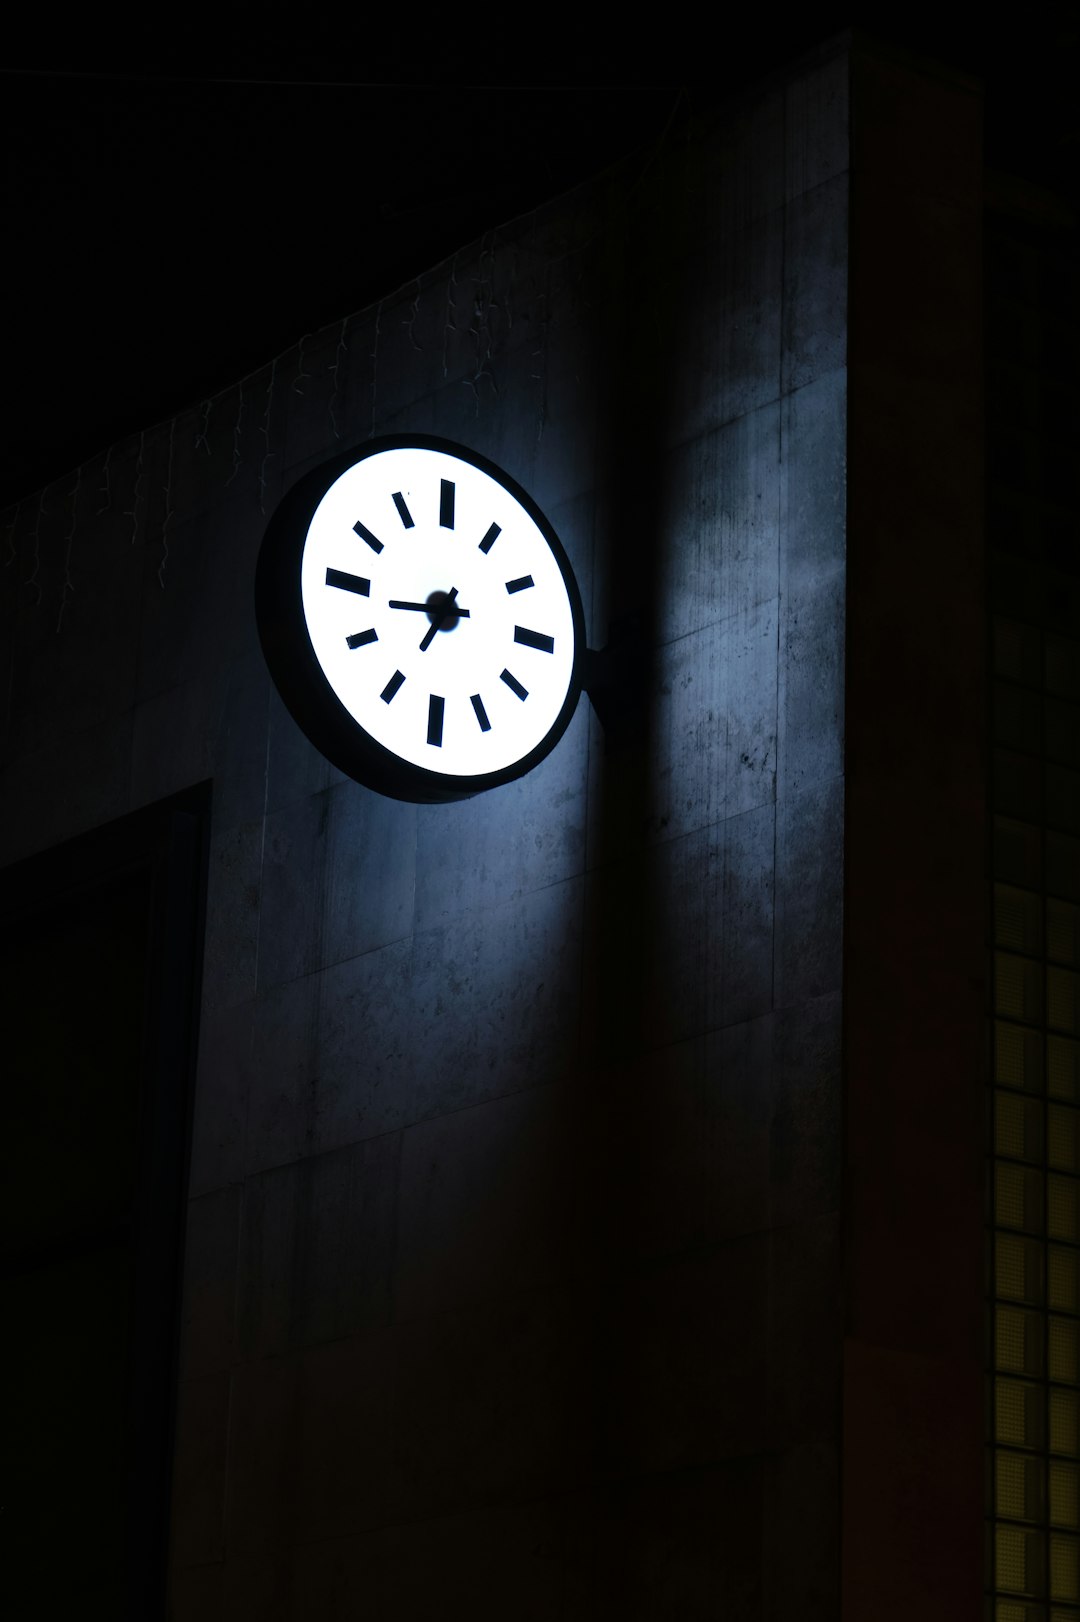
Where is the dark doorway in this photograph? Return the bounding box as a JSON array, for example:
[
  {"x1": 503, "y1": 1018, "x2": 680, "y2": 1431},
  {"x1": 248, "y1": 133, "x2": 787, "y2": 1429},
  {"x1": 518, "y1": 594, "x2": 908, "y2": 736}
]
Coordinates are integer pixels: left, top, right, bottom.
[{"x1": 0, "y1": 785, "x2": 209, "y2": 1619}]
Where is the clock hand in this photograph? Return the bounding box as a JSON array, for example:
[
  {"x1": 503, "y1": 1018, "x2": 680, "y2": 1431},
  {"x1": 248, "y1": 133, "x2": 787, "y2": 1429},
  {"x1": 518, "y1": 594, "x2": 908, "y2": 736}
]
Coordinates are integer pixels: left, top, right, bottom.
[
  {"x1": 419, "y1": 586, "x2": 459, "y2": 652},
  {"x1": 388, "y1": 599, "x2": 471, "y2": 617}
]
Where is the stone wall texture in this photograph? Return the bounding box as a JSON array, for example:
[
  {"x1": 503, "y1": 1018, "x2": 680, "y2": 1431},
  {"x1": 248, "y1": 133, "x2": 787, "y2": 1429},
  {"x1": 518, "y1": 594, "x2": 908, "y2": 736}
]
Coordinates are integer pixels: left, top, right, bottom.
[{"x1": 1, "y1": 43, "x2": 853, "y2": 1620}]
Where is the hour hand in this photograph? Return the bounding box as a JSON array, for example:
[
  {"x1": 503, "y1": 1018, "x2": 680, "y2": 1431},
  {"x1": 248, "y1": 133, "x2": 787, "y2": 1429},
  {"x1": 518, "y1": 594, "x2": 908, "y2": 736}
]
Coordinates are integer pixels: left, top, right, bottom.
[{"x1": 388, "y1": 599, "x2": 471, "y2": 616}]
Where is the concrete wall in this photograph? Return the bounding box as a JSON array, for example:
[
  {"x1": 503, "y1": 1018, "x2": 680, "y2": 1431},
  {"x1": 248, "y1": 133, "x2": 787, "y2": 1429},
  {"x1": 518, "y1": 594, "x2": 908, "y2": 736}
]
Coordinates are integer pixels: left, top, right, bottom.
[{"x1": 0, "y1": 44, "x2": 849, "y2": 1619}]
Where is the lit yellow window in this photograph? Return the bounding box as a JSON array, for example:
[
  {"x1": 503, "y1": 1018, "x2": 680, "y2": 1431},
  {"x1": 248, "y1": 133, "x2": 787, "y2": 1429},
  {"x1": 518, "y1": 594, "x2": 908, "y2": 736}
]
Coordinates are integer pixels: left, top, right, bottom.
[
  {"x1": 1049, "y1": 1104, "x2": 1080, "y2": 1173},
  {"x1": 997, "y1": 1163, "x2": 1044, "y2": 1233},
  {"x1": 1049, "y1": 1176, "x2": 1080, "y2": 1243},
  {"x1": 997, "y1": 1235, "x2": 1043, "y2": 1306},
  {"x1": 998, "y1": 1378, "x2": 1044, "y2": 1450},
  {"x1": 1050, "y1": 1460, "x2": 1080, "y2": 1529},
  {"x1": 998, "y1": 1092, "x2": 1044, "y2": 1162},
  {"x1": 996, "y1": 1522, "x2": 1044, "y2": 1596},
  {"x1": 1049, "y1": 1036, "x2": 1080, "y2": 1103},
  {"x1": 1050, "y1": 1247, "x2": 1080, "y2": 1315},
  {"x1": 1050, "y1": 1531, "x2": 1079, "y2": 1602},
  {"x1": 998, "y1": 1449, "x2": 1043, "y2": 1522},
  {"x1": 1050, "y1": 1389, "x2": 1080, "y2": 1457},
  {"x1": 1050, "y1": 1317, "x2": 1080, "y2": 1384},
  {"x1": 1049, "y1": 968, "x2": 1079, "y2": 1036},
  {"x1": 997, "y1": 953, "x2": 1044, "y2": 1024},
  {"x1": 997, "y1": 1022, "x2": 1043, "y2": 1092}
]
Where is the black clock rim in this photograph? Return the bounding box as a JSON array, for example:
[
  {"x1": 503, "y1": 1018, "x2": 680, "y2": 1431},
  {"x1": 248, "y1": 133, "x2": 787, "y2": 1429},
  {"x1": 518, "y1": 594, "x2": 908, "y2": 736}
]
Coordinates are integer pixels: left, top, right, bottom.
[{"x1": 255, "y1": 434, "x2": 587, "y2": 805}]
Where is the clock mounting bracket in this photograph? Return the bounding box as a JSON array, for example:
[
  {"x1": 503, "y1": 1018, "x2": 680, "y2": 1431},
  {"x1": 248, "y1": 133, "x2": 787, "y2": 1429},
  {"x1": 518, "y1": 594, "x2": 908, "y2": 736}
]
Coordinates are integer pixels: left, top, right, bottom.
[{"x1": 580, "y1": 612, "x2": 649, "y2": 745}]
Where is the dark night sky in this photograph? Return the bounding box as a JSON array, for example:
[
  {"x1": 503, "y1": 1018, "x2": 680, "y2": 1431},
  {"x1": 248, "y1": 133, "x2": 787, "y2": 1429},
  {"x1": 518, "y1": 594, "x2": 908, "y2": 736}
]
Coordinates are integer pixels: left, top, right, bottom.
[{"x1": 1, "y1": 10, "x2": 1075, "y2": 514}]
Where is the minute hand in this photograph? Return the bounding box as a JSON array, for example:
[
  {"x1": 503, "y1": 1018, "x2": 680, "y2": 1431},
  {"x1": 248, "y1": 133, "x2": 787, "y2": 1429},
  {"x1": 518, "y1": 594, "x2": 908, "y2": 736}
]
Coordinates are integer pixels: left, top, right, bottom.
[{"x1": 387, "y1": 599, "x2": 471, "y2": 616}]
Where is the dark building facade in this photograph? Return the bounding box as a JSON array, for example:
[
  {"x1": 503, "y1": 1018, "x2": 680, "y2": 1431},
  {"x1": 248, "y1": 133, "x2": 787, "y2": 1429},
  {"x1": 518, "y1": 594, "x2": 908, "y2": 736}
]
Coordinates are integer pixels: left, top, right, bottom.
[
  {"x1": 1, "y1": 32, "x2": 1074, "y2": 1621},
  {"x1": 985, "y1": 166, "x2": 1080, "y2": 1618}
]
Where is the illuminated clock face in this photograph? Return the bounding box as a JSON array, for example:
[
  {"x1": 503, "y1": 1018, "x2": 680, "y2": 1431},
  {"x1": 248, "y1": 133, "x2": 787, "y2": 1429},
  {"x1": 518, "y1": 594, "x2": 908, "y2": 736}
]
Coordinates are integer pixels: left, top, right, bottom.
[{"x1": 255, "y1": 436, "x2": 585, "y2": 803}]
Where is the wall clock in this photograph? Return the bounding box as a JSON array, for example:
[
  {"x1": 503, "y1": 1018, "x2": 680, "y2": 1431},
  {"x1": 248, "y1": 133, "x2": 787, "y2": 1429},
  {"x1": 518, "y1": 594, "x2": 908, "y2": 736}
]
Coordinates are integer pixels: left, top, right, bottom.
[{"x1": 255, "y1": 435, "x2": 586, "y2": 803}]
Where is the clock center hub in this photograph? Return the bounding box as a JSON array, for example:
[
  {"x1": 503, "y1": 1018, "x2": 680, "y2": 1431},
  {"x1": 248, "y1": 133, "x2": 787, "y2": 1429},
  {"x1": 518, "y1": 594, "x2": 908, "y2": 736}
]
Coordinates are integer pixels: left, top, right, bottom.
[{"x1": 425, "y1": 589, "x2": 462, "y2": 633}]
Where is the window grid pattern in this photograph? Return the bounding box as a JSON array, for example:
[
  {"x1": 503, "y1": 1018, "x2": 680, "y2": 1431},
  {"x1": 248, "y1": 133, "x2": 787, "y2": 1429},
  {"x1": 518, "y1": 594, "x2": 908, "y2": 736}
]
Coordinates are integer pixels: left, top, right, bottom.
[{"x1": 990, "y1": 610, "x2": 1080, "y2": 1622}]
